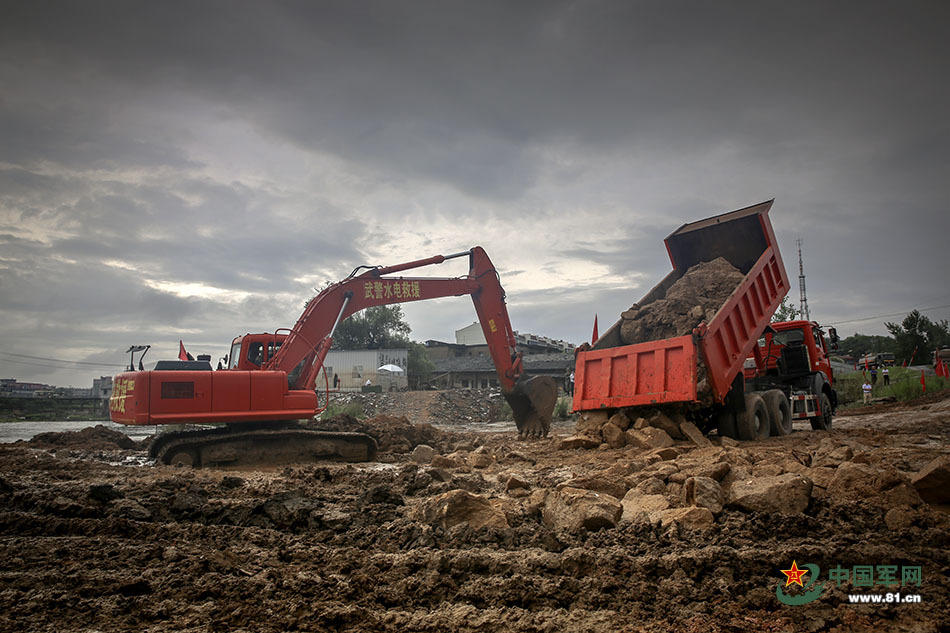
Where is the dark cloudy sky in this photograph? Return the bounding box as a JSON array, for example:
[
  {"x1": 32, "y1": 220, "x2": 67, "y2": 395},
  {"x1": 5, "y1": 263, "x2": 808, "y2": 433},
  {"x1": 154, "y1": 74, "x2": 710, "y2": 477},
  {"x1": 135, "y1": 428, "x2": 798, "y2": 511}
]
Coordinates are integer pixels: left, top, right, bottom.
[{"x1": 1, "y1": 1, "x2": 948, "y2": 386}]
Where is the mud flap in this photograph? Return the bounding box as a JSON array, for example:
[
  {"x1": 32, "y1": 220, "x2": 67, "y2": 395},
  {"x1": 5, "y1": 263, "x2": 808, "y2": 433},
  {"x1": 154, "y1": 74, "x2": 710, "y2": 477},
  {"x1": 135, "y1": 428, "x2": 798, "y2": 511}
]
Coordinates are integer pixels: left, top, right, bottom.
[{"x1": 505, "y1": 375, "x2": 558, "y2": 439}]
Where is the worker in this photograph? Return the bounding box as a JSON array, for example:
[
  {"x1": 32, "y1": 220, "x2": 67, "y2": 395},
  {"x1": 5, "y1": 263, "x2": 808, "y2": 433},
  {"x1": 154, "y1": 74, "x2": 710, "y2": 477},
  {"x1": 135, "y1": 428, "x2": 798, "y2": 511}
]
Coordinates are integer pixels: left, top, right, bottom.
[
  {"x1": 862, "y1": 381, "x2": 873, "y2": 404},
  {"x1": 333, "y1": 373, "x2": 340, "y2": 389},
  {"x1": 882, "y1": 366, "x2": 890, "y2": 386},
  {"x1": 870, "y1": 366, "x2": 878, "y2": 385},
  {"x1": 569, "y1": 370, "x2": 575, "y2": 395}
]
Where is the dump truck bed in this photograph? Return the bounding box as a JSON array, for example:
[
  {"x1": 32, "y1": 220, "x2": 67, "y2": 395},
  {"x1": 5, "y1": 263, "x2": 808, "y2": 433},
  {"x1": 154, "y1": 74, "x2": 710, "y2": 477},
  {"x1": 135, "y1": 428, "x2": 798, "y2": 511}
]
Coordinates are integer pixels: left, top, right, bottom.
[{"x1": 573, "y1": 200, "x2": 789, "y2": 411}]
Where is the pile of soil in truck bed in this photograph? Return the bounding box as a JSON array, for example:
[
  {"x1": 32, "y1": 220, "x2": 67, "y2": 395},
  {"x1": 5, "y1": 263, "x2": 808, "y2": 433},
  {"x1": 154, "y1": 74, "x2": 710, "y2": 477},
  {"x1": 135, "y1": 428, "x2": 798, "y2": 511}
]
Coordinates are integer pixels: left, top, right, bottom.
[
  {"x1": 620, "y1": 257, "x2": 745, "y2": 345},
  {"x1": 0, "y1": 392, "x2": 948, "y2": 632}
]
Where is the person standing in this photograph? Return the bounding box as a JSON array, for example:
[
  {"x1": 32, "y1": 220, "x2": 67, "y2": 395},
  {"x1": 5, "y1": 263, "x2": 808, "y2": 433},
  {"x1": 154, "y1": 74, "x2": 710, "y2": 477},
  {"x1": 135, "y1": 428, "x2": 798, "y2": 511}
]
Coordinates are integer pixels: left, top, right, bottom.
[
  {"x1": 882, "y1": 366, "x2": 890, "y2": 386},
  {"x1": 569, "y1": 371, "x2": 575, "y2": 396},
  {"x1": 862, "y1": 381, "x2": 873, "y2": 404},
  {"x1": 870, "y1": 366, "x2": 878, "y2": 385}
]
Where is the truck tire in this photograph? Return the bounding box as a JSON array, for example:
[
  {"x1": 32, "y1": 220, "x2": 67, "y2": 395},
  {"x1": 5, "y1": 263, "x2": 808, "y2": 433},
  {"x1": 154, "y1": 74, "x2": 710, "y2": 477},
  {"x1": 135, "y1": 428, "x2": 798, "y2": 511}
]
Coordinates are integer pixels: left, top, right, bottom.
[
  {"x1": 716, "y1": 409, "x2": 738, "y2": 439},
  {"x1": 763, "y1": 389, "x2": 792, "y2": 436},
  {"x1": 736, "y1": 393, "x2": 770, "y2": 441},
  {"x1": 810, "y1": 393, "x2": 833, "y2": 431}
]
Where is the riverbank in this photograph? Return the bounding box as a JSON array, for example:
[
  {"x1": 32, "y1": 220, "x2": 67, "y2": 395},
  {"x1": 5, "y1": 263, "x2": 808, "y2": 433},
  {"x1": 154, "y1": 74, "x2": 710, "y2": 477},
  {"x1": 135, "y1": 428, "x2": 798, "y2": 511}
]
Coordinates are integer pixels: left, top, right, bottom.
[{"x1": 0, "y1": 398, "x2": 108, "y2": 423}]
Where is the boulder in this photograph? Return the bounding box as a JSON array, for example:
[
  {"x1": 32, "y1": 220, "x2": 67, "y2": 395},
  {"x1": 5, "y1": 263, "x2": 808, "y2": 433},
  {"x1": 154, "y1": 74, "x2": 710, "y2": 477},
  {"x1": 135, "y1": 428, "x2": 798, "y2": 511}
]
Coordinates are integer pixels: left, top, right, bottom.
[
  {"x1": 812, "y1": 445, "x2": 854, "y2": 468},
  {"x1": 627, "y1": 427, "x2": 674, "y2": 449},
  {"x1": 608, "y1": 411, "x2": 632, "y2": 431},
  {"x1": 695, "y1": 461, "x2": 731, "y2": 482},
  {"x1": 911, "y1": 455, "x2": 950, "y2": 505},
  {"x1": 558, "y1": 435, "x2": 602, "y2": 451},
  {"x1": 728, "y1": 473, "x2": 813, "y2": 515},
  {"x1": 650, "y1": 447, "x2": 679, "y2": 461},
  {"x1": 719, "y1": 436, "x2": 740, "y2": 448},
  {"x1": 683, "y1": 476, "x2": 725, "y2": 514},
  {"x1": 469, "y1": 448, "x2": 494, "y2": 469},
  {"x1": 646, "y1": 411, "x2": 686, "y2": 440},
  {"x1": 679, "y1": 420, "x2": 712, "y2": 447},
  {"x1": 504, "y1": 474, "x2": 530, "y2": 491},
  {"x1": 575, "y1": 411, "x2": 609, "y2": 438},
  {"x1": 602, "y1": 423, "x2": 627, "y2": 449},
  {"x1": 884, "y1": 505, "x2": 915, "y2": 531},
  {"x1": 828, "y1": 462, "x2": 922, "y2": 508},
  {"x1": 635, "y1": 477, "x2": 667, "y2": 496},
  {"x1": 542, "y1": 486, "x2": 622, "y2": 532},
  {"x1": 620, "y1": 490, "x2": 670, "y2": 524},
  {"x1": 560, "y1": 475, "x2": 628, "y2": 500},
  {"x1": 410, "y1": 444, "x2": 437, "y2": 464},
  {"x1": 656, "y1": 506, "x2": 715, "y2": 530},
  {"x1": 431, "y1": 454, "x2": 464, "y2": 469},
  {"x1": 416, "y1": 490, "x2": 509, "y2": 530}
]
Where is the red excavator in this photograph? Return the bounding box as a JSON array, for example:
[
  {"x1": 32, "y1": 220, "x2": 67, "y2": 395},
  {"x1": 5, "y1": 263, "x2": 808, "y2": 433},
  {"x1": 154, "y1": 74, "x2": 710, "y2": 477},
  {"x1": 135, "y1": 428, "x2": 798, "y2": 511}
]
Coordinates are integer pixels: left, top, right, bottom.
[{"x1": 110, "y1": 247, "x2": 558, "y2": 467}]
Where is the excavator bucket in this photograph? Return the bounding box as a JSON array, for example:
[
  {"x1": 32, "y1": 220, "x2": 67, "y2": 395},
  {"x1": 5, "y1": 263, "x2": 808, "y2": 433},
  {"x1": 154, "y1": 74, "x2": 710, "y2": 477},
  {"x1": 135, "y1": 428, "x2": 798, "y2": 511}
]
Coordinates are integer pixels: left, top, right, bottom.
[{"x1": 505, "y1": 375, "x2": 558, "y2": 439}]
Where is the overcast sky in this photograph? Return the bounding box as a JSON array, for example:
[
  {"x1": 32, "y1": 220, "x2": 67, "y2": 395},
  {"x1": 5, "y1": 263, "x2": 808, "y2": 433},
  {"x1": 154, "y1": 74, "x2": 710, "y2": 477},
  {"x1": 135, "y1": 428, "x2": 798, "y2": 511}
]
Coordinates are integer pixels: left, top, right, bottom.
[{"x1": 1, "y1": 1, "x2": 948, "y2": 387}]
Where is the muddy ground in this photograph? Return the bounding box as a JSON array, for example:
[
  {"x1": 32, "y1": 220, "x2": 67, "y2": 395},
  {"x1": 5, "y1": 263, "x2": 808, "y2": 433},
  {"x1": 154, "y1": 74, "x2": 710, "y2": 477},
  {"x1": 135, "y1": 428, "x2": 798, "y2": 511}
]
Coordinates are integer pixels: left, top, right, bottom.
[{"x1": 0, "y1": 393, "x2": 948, "y2": 633}]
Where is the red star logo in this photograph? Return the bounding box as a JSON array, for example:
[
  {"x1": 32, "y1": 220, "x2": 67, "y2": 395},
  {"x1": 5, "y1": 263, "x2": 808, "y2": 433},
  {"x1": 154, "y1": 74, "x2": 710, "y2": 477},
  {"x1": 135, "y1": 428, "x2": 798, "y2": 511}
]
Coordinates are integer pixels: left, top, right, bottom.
[{"x1": 781, "y1": 561, "x2": 808, "y2": 587}]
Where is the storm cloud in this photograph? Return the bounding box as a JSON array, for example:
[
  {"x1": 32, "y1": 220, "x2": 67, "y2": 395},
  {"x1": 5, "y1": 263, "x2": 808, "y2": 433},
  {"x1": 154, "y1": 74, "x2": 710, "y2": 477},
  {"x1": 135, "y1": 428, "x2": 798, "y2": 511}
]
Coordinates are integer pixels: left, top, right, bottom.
[{"x1": 1, "y1": 0, "x2": 947, "y2": 386}]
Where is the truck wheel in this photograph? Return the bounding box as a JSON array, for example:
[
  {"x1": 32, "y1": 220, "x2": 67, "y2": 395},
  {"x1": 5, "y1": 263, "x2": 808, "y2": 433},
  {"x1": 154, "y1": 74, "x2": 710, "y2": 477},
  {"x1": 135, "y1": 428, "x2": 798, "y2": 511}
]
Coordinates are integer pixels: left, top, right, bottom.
[
  {"x1": 810, "y1": 393, "x2": 833, "y2": 431},
  {"x1": 736, "y1": 393, "x2": 770, "y2": 441},
  {"x1": 716, "y1": 410, "x2": 738, "y2": 439},
  {"x1": 763, "y1": 390, "x2": 792, "y2": 436}
]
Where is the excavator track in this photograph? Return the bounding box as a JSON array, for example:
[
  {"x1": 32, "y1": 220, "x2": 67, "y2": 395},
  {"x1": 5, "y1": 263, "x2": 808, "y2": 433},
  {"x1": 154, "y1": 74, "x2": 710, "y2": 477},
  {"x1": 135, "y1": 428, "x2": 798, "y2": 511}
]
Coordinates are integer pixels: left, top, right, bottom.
[{"x1": 148, "y1": 423, "x2": 377, "y2": 468}]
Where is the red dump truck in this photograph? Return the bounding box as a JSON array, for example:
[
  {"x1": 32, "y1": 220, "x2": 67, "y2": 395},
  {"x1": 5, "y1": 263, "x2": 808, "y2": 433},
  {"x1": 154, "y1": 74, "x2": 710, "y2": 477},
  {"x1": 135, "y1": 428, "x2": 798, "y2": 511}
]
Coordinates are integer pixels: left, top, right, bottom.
[{"x1": 572, "y1": 200, "x2": 835, "y2": 440}]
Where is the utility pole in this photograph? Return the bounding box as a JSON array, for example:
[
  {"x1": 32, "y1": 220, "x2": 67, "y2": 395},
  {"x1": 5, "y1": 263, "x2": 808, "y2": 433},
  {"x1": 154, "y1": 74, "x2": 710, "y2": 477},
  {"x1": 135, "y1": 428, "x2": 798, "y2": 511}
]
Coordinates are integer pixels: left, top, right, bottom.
[{"x1": 797, "y1": 238, "x2": 810, "y2": 321}]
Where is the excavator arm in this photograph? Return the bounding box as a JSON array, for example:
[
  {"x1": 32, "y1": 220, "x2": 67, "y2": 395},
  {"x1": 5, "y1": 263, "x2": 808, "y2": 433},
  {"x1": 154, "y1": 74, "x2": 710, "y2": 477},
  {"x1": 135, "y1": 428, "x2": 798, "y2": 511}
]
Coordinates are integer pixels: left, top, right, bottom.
[{"x1": 266, "y1": 247, "x2": 556, "y2": 437}]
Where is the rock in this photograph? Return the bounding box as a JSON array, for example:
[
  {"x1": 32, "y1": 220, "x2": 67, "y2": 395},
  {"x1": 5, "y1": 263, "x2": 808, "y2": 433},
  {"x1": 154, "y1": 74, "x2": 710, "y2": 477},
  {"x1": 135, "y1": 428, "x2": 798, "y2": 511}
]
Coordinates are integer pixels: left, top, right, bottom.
[
  {"x1": 602, "y1": 423, "x2": 627, "y2": 449},
  {"x1": 559, "y1": 475, "x2": 627, "y2": 500},
  {"x1": 719, "y1": 436, "x2": 740, "y2": 448},
  {"x1": 469, "y1": 453, "x2": 493, "y2": 469},
  {"x1": 505, "y1": 474, "x2": 530, "y2": 491},
  {"x1": 650, "y1": 447, "x2": 679, "y2": 461},
  {"x1": 911, "y1": 455, "x2": 950, "y2": 504},
  {"x1": 608, "y1": 411, "x2": 631, "y2": 431},
  {"x1": 620, "y1": 490, "x2": 670, "y2": 524},
  {"x1": 656, "y1": 506, "x2": 715, "y2": 530},
  {"x1": 635, "y1": 477, "x2": 667, "y2": 495},
  {"x1": 828, "y1": 462, "x2": 922, "y2": 508},
  {"x1": 416, "y1": 490, "x2": 509, "y2": 530},
  {"x1": 728, "y1": 473, "x2": 813, "y2": 515},
  {"x1": 884, "y1": 506, "x2": 915, "y2": 531},
  {"x1": 695, "y1": 461, "x2": 731, "y2": 482},
  {"x1": 627, "y1": 427, "x2": 674, "y2": 449},
  {"x1": 110, "y1": 498, "x2": 151, "y2": 521},
  {"x1": 542, "y1": 486, "x2": 622, "y2": 532},
  {"x1": 410, "y1": 444, "x2": 437, "y2": 464},
  {"x1": 679, "y1": 420, "x2": 711, "y2": 447},
  {"x1": 683, "y1": 476, "x2": 725, "y2": 514},
  {"x1": 646, "y1": 411, "x2": 686, "y2": 440},
  {"x1": 813, "y1": 445, "x2": 854, "y2": 468},
  {"x1": 558, "y1": 435, "x2": 602, "y2": 451},
  {"x1": 752, "y1": 463, "x2": 784, "y2": 477},
  {"x1": 431, "y1": 455, "x2": 464, "y2": 469},
  {"x1": 504, "y1": 450, "x2": 534, "y2": 464},
  {"x1": 633, "y1": 417, "x2": 649, "y2": 430},
  {"x1": 425, "y1": 467, "x2": 453, "y2": 483},
  {"x1": 575, "y1": 411, "x2": 609, "y2": 437}
]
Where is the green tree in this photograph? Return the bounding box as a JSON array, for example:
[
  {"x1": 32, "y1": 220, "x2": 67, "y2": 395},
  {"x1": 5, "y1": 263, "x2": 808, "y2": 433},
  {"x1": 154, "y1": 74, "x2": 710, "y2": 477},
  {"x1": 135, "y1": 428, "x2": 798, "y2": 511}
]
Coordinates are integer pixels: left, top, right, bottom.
[
  {"x1": 836, "y1": 333, "x2": 896, "y2": 359},
  {"x1": 773, "y1": 295, "x2": 800, "y2": 322},
  {"x1": 332, "y1": 305, "x2": 412, "y2": 350},
  {"x1": 885, "y1": 310, "x2": 950, "y2": 365},
  {"x1": 407, "y1": 341, "x2": 435, "y2": 390}
]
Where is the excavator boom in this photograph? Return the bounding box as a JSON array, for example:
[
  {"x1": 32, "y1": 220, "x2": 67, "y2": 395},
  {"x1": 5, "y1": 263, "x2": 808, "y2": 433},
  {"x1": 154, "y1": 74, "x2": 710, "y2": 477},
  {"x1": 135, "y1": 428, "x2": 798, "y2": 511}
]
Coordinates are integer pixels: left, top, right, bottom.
[{"x1": 110, "y1": 247, "x2": 556, "y2": 466}]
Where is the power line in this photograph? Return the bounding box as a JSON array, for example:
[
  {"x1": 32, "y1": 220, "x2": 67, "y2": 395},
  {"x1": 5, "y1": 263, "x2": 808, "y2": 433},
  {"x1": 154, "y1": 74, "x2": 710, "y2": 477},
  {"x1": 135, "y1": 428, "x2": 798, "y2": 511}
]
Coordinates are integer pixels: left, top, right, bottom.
[
  {"x1": 0, "y1": 352, "x2": 126, "y2": 369},
  {"x1": 828, "y1": 303, "x2": 950, "y2": 326}
]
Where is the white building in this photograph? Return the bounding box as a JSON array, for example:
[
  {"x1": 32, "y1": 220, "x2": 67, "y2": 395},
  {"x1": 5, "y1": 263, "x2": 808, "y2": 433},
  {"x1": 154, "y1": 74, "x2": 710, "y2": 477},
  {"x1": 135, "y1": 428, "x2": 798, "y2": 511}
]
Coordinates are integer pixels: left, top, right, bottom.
[{"x1": 322, "y1": 349, "x2": 408, "y2": 392}]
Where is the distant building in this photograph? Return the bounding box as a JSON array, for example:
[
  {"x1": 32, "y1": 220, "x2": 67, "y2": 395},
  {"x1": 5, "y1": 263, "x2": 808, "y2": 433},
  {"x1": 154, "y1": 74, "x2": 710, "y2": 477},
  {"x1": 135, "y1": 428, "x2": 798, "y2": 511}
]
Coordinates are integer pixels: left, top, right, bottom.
[
  {"x1": 322, "y1": 349, "x2": 408, "y2": 392},
  {"x1": 92, "y1": 376, "x2": 113, "y2": 399},
  {"x1": 424, "y1": 324, "x2": 576, "y2": 391},
  {"x1": 0, "y1": 379, "x2": 54, "y2": 398}
]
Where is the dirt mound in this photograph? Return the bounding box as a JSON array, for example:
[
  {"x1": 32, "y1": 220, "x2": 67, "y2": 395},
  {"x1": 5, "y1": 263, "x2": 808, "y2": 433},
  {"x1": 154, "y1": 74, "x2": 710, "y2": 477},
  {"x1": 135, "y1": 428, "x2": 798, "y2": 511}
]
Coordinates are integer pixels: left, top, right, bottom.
[
  {"x1": 312, "y1": 413, "x2": 457, "y2": 453},
  {"x1": 24, "y1": 424, "x2": 144, "y2": 450},
  {"x1": 329, "y1": 388, "x2": 510, "y2": 427},
  {"x1": 620, "y1": 257, "x2": 744, "y2": 344}
]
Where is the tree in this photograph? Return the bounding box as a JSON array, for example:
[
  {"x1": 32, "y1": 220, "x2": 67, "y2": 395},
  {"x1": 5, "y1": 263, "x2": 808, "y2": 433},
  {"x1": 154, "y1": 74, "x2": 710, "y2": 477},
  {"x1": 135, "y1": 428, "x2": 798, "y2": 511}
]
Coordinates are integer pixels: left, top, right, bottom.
[
  {"x1": 407, "y1": 341, "x2": 435, "y2": 390},
  {"x1": 332, "y1": 305, "x2": 412, "y2": 350},
  {"x1": 885, "y1": 310, "x2": 950, "y2": 365},
  {"x1": 773, "y1": 295, "x2": 800, "y2": 322},
  {"x1": 836, "y1": 333, "x2": 896, "y2": 359}
]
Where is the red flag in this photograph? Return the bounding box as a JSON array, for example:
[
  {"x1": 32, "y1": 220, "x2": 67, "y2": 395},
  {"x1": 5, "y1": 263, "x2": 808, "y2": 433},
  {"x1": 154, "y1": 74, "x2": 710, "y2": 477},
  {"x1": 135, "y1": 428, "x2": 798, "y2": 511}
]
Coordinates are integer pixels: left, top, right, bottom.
[
  {"x1": 591, "y1": 314, "x2": 599, "y2": 344},
  {"x1": 908, "y1": 345, "x2": 917, "y2": 366},
  {"x1": 938, "y1": 360, "x2": 948, "y2": 378},
  {"x1": 920, "y1": 370, "x2": 926, "y2": 393},
  {"x1": 864, "y1": 356, "x2": 869, "y2": 371},
  {"x1": 179, "y1": 340, "x2": 189, "y2": 361}
]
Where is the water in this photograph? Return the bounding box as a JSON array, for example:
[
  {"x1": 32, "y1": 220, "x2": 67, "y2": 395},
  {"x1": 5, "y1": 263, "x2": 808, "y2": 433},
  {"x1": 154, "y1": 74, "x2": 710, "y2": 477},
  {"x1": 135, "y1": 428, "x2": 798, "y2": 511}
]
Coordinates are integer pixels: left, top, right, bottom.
[{"x1": 0, "y1": 420, "x2": 160, "y2": 444}]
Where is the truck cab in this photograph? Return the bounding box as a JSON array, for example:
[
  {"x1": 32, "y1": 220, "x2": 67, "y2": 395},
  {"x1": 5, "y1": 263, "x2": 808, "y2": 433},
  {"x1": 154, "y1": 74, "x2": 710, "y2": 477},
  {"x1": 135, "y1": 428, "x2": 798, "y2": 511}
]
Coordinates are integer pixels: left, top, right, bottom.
[{"x1": 746, "y1": 320, "x2": 834, "y2": 385}]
